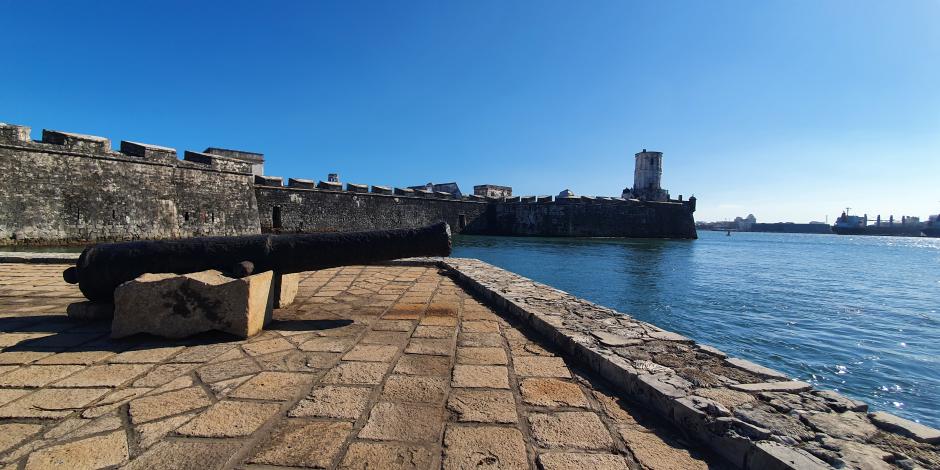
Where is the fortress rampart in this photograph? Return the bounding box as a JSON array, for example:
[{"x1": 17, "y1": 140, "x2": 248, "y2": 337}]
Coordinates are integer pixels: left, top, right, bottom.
[
  {"x1": 489, "y1": 196, "x2": 697, "y2": 238},
  {"x1": 254, "y1": 183, "x2": 489, "y2": 234},
  {"x1": 0, "y1": 124, "x2": 259, "y2": 245},
  {"x1": 0, "y1": 121, "x2": 697, "y2": 245}
]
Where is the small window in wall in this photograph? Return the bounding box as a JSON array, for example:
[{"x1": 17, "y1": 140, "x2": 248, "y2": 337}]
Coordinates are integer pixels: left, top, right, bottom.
[
  {"x1": 184, "y1": 211, "x2": 190, "y2": 222},
  {"x1": 272, "y1": 206, "x2": 282, "y2": 231},
  {"x1": 458, "y1": 214, "x2": 467, "y2": 230}
]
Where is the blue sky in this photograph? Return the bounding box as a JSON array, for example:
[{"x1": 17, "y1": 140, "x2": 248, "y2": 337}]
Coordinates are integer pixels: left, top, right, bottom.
[{"x1": 2, "y1": 1, "x2": 938, "y2": 222}]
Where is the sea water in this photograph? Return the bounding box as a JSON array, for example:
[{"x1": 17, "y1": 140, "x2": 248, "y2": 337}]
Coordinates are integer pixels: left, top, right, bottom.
[{"x1": 453, "y1": 231, "x2": 940, "y2": 428}]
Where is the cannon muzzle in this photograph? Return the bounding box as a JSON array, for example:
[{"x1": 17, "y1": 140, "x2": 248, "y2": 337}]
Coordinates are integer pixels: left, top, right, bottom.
[{"x1": 64, "y1": 222, "x2": 452, "y2": 302}]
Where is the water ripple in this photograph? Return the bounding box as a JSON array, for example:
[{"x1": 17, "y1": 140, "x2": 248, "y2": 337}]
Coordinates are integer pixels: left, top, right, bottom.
[{"x1": 454, "y1": 231, "x2": 940, "y2": 427}]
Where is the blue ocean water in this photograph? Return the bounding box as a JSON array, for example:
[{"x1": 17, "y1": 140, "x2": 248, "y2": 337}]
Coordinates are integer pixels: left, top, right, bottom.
[{"x1": 453, "y1": 231, "x2": 940, "y2": 428}]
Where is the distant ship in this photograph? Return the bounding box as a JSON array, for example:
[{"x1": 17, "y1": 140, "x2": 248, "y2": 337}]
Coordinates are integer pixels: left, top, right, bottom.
[
  {"x1": 832, "y1": 210, "x2": 925, "y2": 237},
  {"x1": 924, "y1": 214, "x2": 940, "y2": 238}
]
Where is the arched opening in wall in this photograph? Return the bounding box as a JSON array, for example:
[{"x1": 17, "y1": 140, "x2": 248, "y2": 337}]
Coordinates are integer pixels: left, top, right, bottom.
[
  {"x1": 458, "y1": 214, "x2": 467, "y2": 230},
  {"x1": 272, "y1": 206, "x2": 282, "y2": 232}
]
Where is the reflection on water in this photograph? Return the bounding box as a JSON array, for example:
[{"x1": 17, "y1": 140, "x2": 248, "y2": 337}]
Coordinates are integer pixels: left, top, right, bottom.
[{"x1": 453, "y1": 231, "x2": 940, "y2": 428}]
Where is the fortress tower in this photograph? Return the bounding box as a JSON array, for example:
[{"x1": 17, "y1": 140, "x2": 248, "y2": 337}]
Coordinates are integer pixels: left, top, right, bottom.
[{"x1": 622, "y1": 149, "x2": 670, "y2": 201}]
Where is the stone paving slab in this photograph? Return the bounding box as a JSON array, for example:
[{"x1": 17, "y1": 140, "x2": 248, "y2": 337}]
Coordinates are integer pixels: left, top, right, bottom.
[{"x1": 0, "y1": 261, "x2": 778, "y2": 469}]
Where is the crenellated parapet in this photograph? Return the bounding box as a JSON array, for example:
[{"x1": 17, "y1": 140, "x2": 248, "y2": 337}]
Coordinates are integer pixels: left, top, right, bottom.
[
  {"x1": 1, "y1": 120, "x2": 697, "y2": 242},
  {"x1": 0, "y1": 122, "x2": 257, "y2": 176},
  {"x1": 0, "y1": 121, "x2": 261, "y2": 245}
]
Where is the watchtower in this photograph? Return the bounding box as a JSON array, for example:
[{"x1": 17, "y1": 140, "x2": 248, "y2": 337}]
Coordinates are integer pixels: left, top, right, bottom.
[
  {"x1": 634, "y1": 149, "x2": 662, "y2": 193},
  {"x1": 622, "y1": 149, "x2": 669, "y2": 201}
]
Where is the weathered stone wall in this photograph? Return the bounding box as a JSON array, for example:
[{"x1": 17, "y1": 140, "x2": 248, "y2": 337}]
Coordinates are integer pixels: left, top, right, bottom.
[
  {"x1": 490, "y1": 198, "x2": 697, "y2": 238},
  {"x1": 0, "y1": 121, "x2": 697, "y2": 243},
  {"x1": 255, "y1": 185, "x2": 697, "y2": 239},
  {"x1": 0, "y1": 124, "x2": 260, "y2": 245},
  {"x1": 255, "y1": 186, "x2": 697, "y2": 239},
  {"x1": 254, "y1": 185, "x2": 490, "y2": 234}
]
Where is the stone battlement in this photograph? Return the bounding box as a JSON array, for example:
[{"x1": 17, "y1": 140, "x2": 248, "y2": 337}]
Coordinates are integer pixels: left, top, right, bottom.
[
  {"x1": 0, "y1": 122, "x2": 261, "y2": 245},
  {"x1": 256, "y1": 175, "x2": 695, "y2": 212},
  {"x1": 0, "y1": 120, "x2": 698, "y2": 244},
  {"x1": 0, "y1": 123, "x2": 256, "y2": 175},
  {"x1": 257, "y1": 175, "x2": 491, "y2": 203}
]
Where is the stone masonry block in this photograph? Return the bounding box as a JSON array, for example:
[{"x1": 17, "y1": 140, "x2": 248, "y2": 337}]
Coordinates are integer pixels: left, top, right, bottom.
[
  {"x1": 274, "y1": 272, "x2": 299, "y2": 308},
  {"x1": 317, "y1": 180, "x2": 342, "y2": 190},
  {"x1": 256, "y1": 175, "x2": 284, "y2": 186},
  {"x1": 868, "y1": 411, "x2": 940, "y2": 444},
  {"x1": 119, "y1": 141, "x2": 177, "y2": 160},
  {"x1": 111, "y1": 270, "x2": 275, "y2": 339},
  {"x1": 0, "y1": 123, "x2": 30, "y2": 143},
  {"x1": 42, "y1": 129, "x2": 111, "y2": 152},
  {"x1": 287, "y1": 178, "x2": 316, "y2": 189}
]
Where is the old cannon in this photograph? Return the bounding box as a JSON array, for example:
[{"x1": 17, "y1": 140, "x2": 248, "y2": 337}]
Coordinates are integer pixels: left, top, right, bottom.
[{"x1": 63, "y1": 222, "x2": 452, "y2": 302}]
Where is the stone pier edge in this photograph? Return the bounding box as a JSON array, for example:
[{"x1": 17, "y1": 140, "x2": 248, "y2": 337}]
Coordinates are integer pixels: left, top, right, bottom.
[{"x1": 434, "y1": 257, "x2": 939, "y2": 470}]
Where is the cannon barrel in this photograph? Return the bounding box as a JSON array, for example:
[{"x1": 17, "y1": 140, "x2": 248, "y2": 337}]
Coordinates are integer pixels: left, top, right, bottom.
[{"x1": 64, "y1": 222, "x2": 452, "y2": 302}]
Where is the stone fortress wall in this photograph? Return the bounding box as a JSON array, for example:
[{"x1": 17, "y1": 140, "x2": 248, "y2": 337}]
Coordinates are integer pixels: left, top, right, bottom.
[
  {"x1": 254, "y1": 182, "x2": 490, "y2": 235},
  {"x1": 254, "y1": 182, "x2": 697, "y2": 239},
  {"x1": 0, "y1": 121, "x2": 697, "y2": 245},
  {"x1": 0, "y1": 123, "x2": 260, "y2": 245},
  {"x1": 489, "y1": 196, "x2": 696, "y2": 238}
]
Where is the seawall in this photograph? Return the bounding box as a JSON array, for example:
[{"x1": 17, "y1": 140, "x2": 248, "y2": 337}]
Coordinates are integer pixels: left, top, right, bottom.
[
  {"x1": 490, "y1": 197, "x2": 697, "y2": 238},
  {"x1": 0, "y1": 124, "x2": 260, "y2": 245},
  {"x1": 440, "y1": 257, "x2": 939, "y2": 469}
]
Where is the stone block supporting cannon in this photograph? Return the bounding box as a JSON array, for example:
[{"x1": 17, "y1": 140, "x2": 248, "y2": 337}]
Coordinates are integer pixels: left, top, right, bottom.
[{"x1": 63, "y1": 223, "x2": 452, "y2": 338}]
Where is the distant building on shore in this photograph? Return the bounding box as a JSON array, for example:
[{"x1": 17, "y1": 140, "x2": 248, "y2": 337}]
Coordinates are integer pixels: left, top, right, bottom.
[
  {"x1": 697, "y1": 215, "x2": 832, "y2": 234},
  {"x1": 734, "y1": 214, "x2": 757, "y2": 231}
]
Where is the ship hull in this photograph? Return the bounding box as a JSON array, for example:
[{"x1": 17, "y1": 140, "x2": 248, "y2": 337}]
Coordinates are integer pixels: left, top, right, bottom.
[{"x1": 832, "y1": 225, "x2": 924, "y2": 237}]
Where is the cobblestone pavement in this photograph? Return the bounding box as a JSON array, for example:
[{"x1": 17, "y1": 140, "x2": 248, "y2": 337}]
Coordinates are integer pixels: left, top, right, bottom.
[{"x1": 0, "y1": 262, "x2": 725, "y2": 469}]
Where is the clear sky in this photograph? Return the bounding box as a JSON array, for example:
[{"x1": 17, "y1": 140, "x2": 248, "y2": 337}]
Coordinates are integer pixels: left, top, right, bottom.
[{"x1": 2, "y1": 1, "x2": 938, "y2": 223}]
